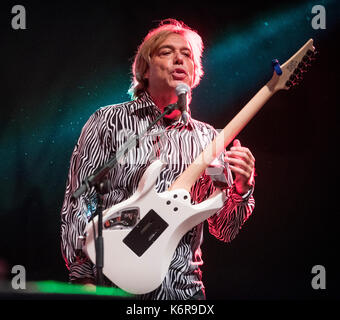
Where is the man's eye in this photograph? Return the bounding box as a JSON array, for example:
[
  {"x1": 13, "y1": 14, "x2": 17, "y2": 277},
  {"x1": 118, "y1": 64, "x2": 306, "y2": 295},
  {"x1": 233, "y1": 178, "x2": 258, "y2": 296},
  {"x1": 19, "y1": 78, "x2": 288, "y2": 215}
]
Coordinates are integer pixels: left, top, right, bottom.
[
  {"x1": 182, "y1": 51, "x2": 192, "y2": 58},
  {"x1": 160, "y1": 50, "x2": 171, "y2": 55}
]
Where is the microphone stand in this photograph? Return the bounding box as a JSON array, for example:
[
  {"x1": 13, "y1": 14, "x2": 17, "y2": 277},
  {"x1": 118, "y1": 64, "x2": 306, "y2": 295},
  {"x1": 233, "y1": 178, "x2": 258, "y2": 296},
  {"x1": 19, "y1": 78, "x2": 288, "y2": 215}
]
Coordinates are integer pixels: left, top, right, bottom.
[
  {"x1": 94, "y1": 179, "x2": 109, "y2": 287},
  {"x1": 71, "y1": 102, "x2": 178, "y2": 287}
]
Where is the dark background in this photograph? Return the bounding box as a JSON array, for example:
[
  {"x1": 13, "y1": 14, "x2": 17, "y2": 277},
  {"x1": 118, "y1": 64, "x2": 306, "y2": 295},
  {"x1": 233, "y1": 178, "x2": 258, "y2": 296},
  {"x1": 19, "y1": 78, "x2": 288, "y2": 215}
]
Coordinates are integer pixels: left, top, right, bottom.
[{"x1": 0, "y1": 0, "x2": 339, "y2": 299}]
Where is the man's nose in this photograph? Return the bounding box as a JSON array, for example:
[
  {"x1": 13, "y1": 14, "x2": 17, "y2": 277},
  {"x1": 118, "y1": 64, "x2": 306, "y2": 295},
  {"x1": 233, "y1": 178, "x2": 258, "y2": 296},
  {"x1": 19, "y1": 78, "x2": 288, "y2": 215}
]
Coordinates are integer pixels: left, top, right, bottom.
[{"x1": 173, "y1": 51, "x2": 184, "y2": 64}]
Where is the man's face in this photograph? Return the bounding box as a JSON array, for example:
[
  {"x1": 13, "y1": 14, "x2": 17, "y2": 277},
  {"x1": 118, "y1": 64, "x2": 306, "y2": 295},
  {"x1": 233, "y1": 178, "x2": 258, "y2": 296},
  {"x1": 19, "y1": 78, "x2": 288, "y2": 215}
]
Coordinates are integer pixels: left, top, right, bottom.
[{"x1": 145, "y1": 33, "x2": 195, "y2": 96}]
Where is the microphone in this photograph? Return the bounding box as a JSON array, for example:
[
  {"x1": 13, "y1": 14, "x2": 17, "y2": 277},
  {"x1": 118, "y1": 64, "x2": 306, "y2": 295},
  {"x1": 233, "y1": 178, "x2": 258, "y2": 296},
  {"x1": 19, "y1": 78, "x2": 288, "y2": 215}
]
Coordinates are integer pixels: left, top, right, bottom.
[{"x1": 175, "y1": 83, "x2": 190, "y2": 124}]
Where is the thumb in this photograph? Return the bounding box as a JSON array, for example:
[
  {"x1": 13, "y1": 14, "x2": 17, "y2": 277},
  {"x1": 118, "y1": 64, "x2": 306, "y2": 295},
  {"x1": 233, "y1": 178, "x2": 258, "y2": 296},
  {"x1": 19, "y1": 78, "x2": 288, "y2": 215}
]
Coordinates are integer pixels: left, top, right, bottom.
[{"x1": 233, "y1": 139, "x2": 241, "y2": 147}]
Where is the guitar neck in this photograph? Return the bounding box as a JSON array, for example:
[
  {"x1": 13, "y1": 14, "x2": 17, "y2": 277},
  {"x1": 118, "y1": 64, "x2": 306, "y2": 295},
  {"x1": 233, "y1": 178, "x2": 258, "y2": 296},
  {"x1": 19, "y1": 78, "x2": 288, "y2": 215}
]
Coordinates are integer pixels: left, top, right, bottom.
[{"x1": 169, "y1": 76, "x2": 279, "y2": 192}]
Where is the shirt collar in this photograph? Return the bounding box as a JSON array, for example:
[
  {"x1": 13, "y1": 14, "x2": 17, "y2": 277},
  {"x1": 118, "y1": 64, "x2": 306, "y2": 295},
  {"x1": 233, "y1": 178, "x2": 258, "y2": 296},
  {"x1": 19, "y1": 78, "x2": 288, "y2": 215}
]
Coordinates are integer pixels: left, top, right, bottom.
[{"x1": 133, "y1": 91, "x2": 193, "y2": 128}]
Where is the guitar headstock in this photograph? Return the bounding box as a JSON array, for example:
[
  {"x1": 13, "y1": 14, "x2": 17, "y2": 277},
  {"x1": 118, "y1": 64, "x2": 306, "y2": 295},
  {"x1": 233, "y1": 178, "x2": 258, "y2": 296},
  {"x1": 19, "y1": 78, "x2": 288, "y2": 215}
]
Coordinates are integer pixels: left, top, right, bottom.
[{"x1": 270, "y1": 39, "x2": 316, "y2": 92}]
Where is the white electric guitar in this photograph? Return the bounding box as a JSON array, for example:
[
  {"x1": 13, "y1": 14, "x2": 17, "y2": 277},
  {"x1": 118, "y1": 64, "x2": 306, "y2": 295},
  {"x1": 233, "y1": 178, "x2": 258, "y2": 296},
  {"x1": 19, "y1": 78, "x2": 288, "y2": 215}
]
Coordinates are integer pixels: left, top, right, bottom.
[{"x1": 83, "y1": 39, "x2": 316, "y2": 294}]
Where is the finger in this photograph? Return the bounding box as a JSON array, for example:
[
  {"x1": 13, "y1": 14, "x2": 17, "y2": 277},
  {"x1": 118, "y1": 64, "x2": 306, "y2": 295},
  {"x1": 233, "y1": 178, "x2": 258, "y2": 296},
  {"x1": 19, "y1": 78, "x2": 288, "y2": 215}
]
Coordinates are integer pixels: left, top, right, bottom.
[
  {"x1": 226, "y1": 150, "x2": 255, "y2": 167},
  {"x1": 233, "y1": 139, "x2": 241, "y2": 147},
  {"x1": 229, "y1": 147, "x2": 255, "y2": 163},
  {"x1": 228, "y1": 164, "x2": 251, "y2": 179},
  {"x1": 244, "y1": 148, "x2": 255, "y2": 163},
  {"x1": 226, "y1": 155, "x2": 253, "y2": 173}
]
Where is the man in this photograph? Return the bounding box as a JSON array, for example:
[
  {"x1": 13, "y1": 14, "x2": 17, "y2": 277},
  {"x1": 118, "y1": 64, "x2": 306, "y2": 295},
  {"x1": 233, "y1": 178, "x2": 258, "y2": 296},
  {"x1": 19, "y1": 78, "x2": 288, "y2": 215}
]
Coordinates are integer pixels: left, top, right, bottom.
[{"x1": 61, "y1": 19, "x2": 255, "y2": 300}]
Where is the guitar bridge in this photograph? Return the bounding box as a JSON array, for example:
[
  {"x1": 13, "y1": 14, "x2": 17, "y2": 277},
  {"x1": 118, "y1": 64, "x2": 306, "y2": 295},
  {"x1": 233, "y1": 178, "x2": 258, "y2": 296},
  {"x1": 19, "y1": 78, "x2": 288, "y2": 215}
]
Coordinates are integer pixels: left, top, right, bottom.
[{"x1": 104, "y1": 208, "x2": 139, "y2": 229}]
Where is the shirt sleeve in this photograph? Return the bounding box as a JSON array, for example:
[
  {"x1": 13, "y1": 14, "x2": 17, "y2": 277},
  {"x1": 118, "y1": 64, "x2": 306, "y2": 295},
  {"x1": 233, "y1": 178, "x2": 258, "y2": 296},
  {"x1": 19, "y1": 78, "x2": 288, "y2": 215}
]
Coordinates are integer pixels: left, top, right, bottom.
[
  {"x1": 204, "y1": 126, "x2": 255, "y2": 243},
  {"x1": 60, "y1": 108, "x2": 112, "y2": 282},
  {"x1": 207, "y1": 180, "x2": 255, "y2": 243}
]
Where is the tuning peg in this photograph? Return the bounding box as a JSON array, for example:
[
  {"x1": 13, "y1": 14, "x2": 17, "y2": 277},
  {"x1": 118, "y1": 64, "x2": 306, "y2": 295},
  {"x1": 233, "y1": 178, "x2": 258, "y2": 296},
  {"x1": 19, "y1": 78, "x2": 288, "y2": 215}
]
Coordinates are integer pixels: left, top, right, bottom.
[
  {"x1": 302, "y1": 55, "x2": 312, "y2": 66},
  {"x1": 293, "y1": 68, "x2": 303, "y2": 80},
  {"x1": 307, "y1": 49, "x2": 318, "y2": 58},
  {"x1": 293, "y1": 68, "x2": 301, "y2": 75},
  {"x1": 296, "y1": 73, "x2": 303, "y2": 81},
  {"x1": 285, "y1": 80, "x2": 293, "y2": 88},
  {"x1": 310, "y1": 50, "x2": 318, "y2": 61},
  {"x1": 298, "y1": 62, "x2": 308, "y2": 72},
  {"x1": 294, "y1": 77, "x2": 303, "y2": 86},
  {"x1": 306, "y1": 49, "x2": 314, "y2": 56},
  {"x1": 306, "y1": 50, "x2": 318, "y2": 63},
  {"x1": 289, "y1": 74, "x2": 297, "y2": 82}
]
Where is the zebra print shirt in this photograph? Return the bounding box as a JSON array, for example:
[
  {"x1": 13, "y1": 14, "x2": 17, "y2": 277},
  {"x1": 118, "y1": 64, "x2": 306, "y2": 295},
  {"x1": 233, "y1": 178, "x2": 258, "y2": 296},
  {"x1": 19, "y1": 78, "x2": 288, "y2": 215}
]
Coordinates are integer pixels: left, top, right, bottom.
[{"x1": 60, "y1": 91, "x2": 255, "y2": 300}]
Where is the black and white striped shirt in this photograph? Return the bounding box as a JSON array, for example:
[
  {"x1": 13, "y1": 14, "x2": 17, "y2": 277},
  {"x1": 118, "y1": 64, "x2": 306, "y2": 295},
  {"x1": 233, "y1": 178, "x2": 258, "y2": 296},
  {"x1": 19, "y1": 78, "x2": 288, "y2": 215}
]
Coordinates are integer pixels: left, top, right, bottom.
[{"x1": 60, "y1": 92, "x2": 255, "y2": 300}]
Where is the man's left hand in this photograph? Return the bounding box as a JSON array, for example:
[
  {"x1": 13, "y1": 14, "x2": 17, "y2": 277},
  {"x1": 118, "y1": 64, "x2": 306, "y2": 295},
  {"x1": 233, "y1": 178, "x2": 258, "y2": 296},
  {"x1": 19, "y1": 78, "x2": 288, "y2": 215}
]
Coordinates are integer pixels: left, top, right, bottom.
[{"x1": 225, "y1": 139, "x2": 255, "y2": 195}]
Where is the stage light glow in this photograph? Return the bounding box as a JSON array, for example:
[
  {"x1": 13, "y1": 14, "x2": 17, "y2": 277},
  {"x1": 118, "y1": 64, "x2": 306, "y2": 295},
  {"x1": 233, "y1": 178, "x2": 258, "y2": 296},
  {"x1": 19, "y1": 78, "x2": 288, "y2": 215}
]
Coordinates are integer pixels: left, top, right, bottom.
[
  {"x1": 31, "y1": 280, "x2": 134, "y2": 297},
  {"x1": 195, "y1": 0, "x2": 337, "y2": 120}
]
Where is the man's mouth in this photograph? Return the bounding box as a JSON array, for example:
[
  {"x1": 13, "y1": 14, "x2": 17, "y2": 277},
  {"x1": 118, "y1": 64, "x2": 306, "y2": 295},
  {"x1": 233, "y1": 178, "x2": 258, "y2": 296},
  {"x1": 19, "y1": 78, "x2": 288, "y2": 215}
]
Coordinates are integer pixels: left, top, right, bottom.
[{"x1": 172, "y1": 68, "x2": 187, "y2": 80}]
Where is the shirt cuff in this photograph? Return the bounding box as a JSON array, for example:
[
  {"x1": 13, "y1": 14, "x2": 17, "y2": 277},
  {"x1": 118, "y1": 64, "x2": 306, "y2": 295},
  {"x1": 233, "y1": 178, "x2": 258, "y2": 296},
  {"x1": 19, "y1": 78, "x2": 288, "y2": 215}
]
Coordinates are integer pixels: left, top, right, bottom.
[{"x1": 229, "y1": 184, "x2": 254, "y2": 203}]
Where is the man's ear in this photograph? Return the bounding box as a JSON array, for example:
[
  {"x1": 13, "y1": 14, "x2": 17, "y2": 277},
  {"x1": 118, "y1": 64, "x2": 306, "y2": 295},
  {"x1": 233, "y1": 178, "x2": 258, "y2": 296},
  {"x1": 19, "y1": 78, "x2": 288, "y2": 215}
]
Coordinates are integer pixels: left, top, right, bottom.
[{"x1": 144, "y1": 68, "x2": 149, "y2": 80}]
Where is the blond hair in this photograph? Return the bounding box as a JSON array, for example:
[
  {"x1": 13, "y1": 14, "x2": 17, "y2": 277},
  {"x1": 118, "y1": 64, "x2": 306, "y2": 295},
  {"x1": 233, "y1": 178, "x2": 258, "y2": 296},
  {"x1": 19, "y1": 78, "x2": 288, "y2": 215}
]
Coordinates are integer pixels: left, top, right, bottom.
[{"x1": 128, "y1": 19, "x2": 204, "y2": 99}]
